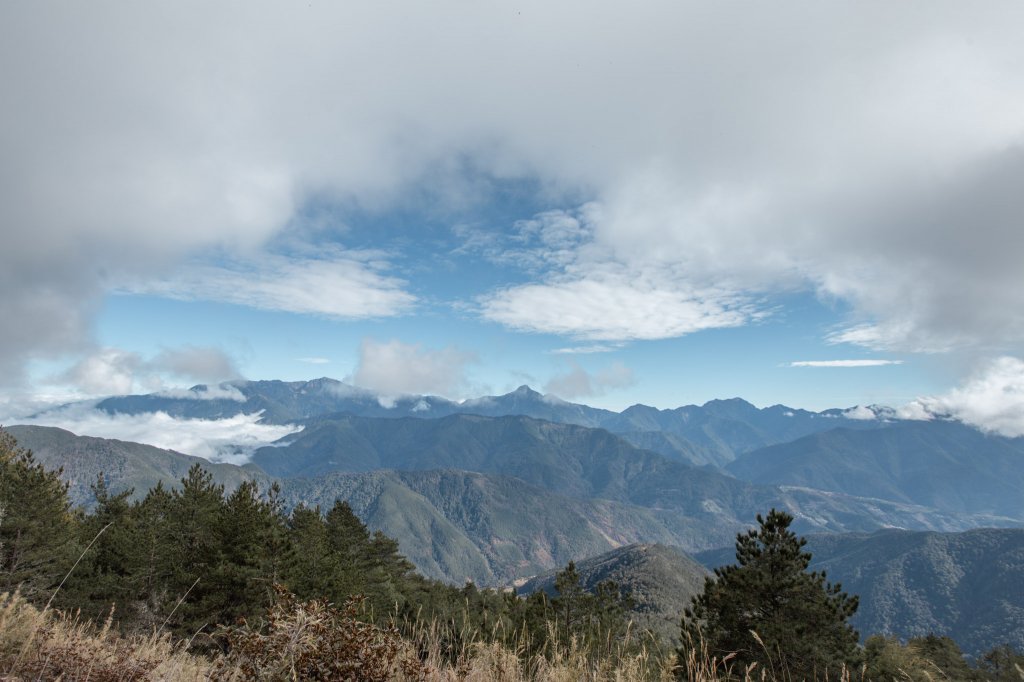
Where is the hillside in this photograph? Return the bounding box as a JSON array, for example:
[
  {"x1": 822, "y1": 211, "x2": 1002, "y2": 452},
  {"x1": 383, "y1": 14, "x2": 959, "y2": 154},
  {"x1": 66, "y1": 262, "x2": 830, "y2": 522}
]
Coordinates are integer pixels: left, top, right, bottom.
[
  {"x1": 517, "y1": 543, "x2": 709, "y2": 644},
  {"x1": 275, "y1": 470, "x2": 725, "y2": 585},
  {"x1": 696, "y1": 527, "x2": 1024, "y2": 656},
  {"x1": 727, "y1": 420, "x2": 1024, "y2": 518},
  {"x1": 252, "y1": 413, "x2": 1019, "y2": 534},
  {"x1": 7, "y1": 420, "x2": 1014, "y2": 588},
  {"x1": 4, "y1": 425, "x2": 266, "y2": 507},
  {"x1": 251, "y1": 413, "x2": 766, "y2": 513}
]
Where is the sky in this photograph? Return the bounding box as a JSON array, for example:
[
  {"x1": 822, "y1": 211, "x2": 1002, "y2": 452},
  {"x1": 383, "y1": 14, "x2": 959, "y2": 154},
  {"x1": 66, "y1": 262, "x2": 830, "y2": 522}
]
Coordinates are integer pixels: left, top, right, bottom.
[{"x1": 4, "y1": 2, "x2": 1024, "y2": 439}]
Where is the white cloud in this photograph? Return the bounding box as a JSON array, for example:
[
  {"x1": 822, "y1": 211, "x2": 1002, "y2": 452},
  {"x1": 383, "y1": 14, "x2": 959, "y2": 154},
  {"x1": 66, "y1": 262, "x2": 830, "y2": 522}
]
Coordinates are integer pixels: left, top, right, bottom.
[
  {"x1": 482, "y1": 274, "x2": 755, "y2": 341},
  {"x1": 789, "y1": 360, "x2": 904, "y2": 368},
  {"x1": 9, "y1": 404, "x2": 300, "y2": 464},
  {"x1": 149, "y1": 346, "x2": 241, "y2": 383},
  {"x1": 477, "y1": 205, "x2": 762, "y2": 341},
  {"x1": 296, "y1": 357, "x2": 331, "y2": 365},
  {"x1": 52, "y1": 345, "x2": 241, "y2": 397},
  {"x1": 129, "y1": 253, "x2": 415, "y2": 319},
  {"x1": 154, "y1": 384, "x2": 246, "y2": 401},
  {"x1": 3, "y1": 1, "x2": 1024, "y2": 376},
  {"x1": 544, "y1": 361, "x2": 635, "y2": 400},
  {"x1": 549, "y1": 344, "x2": 622, "y2": 355},
  {"x1": 842, "y1": 405, "x2": 881, "y2": 420},
  {"x1": 899, "y1": 356, "x2": 1024, "y2": 437},
  {"x1": 58, "y1": 348, "x2": 143, "y2": 396},
  {"x1": 350, "y1": 338, "x2": 477, "y2": 402}
]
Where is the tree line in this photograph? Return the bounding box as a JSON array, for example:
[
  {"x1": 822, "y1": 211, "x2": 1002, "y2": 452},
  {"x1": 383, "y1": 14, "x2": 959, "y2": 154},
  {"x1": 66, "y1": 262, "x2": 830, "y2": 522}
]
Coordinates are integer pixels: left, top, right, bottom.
[
  {"x1": 0, "y1": 429, "x2": 635, "y2": 663},
  {"x1": 2, "y1": 428, "x2": 1022, "y2": 679}
]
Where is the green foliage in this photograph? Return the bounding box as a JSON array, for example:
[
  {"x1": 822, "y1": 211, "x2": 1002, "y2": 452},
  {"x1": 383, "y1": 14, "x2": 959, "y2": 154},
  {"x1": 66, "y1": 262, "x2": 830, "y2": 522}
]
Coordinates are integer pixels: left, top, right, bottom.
[
  {"x1": 7, "y1": 427, "x2": 1023, "y2": 680},
  {"x1": 0, "y1": 429, "x2": 77, "y2": 600},
  {"x1": 865, "y1": 634, "x2": 995, "y2": 682},
  {"x1": 518, "y1": 543, "x2": 709, "y2": 646},
  {"x1": 549, "y1": 560, "x2": 636, "y2": 661},
  {"x1": 979, "y1": 644, "x2": 1024, "y2": 682},
  {"x1": 679, "y1": 509, "x2": 860, "y2": 680}
]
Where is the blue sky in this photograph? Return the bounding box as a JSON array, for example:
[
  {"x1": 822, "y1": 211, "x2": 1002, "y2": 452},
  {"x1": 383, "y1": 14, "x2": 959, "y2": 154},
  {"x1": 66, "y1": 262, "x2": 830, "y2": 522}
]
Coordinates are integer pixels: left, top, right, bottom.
[
  {"x1": 3, "y1": 1, "x2": 1024, "y2": 427},
  {"x1": 82, "y1": 225, "x2": 943, "y2": 412}
]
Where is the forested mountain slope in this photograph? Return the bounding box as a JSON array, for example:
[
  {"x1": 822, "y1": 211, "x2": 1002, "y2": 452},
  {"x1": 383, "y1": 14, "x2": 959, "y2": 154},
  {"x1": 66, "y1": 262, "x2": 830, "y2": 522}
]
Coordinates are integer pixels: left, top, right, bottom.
[
  {"x1": 8, "y1": 422, "x2": 1020, "y2": 587},
  {"x1": 696, "y1": 527, "x2": 1024, "y2": 656},
  {"x1": 5, "y1": 425, "x2": 266, "y2": 506},
  {"x1": 517, "y1": 543, "x2": 709, "y2": 644},
  {"x1": 728, "y1": 420, "x2": 1024, "y2": 517}
]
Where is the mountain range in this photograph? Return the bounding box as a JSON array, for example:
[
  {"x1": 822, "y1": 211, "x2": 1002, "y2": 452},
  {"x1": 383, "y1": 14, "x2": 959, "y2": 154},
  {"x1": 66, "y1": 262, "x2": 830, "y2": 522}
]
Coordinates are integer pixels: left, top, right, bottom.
[
  {"x1": 89, "y1": 379, "x2": 882, "y2": 466},
  {"x1": 728, "y1": 420, "x2": 1024, "y2": 517},
  {"x1": 9, "y1": 378, "x2": 1024, "y2": 654}
]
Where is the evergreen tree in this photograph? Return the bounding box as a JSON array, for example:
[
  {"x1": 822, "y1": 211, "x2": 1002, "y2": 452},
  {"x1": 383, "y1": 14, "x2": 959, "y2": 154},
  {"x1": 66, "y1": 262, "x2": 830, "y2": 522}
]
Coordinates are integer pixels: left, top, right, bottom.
[
  {"x1": 323, "y1": 500, "x2": 373, "y2": 599},
  {"x1": 164, "y1": 464, "x2": 226, "y2": 634},
  {"x1": 979, "y1": 644, "x2": 1024, "y2": 682},
  {"x1": 678, "y1": 509, "x2": 860, "y2": 680},
  {"x1": 131, "y1": 480, "x2": 176, "y2": 621},
  {"x1": 284, "y1": 503, "x2": 330, "y2": 597},
  {"x1": 60, "y1": 475, "x2": 137, "y2": 618},
  {"x1": 550, "y1": 560, "x2": 635, "y2": 660},
  {"x1": 208, "y1": 480, "x2": 280, "y2": 624},
  {"x1": 553, "y1": 560, "x2": 586, "y2": 644},
  {"x1": 0, "y1": 429, "x2": 77, "y2": 601}
]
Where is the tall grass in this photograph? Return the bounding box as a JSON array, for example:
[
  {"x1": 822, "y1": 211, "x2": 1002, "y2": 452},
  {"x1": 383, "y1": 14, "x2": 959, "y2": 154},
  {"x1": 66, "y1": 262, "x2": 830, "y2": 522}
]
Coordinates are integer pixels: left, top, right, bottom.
[
  {"x1": 0, "y1": 591, "x2": 216, "y2": 680},
  {"x1": 2, "y1": 589, "x2": 1003, "y2": 681}
]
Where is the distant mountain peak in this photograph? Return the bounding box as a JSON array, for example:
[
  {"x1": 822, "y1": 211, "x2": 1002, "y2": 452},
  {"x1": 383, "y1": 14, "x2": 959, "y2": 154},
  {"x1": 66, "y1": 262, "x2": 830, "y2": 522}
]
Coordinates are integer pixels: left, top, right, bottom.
[{"x1": 703, "y1": 397, "x2": 755, "y2": 407}]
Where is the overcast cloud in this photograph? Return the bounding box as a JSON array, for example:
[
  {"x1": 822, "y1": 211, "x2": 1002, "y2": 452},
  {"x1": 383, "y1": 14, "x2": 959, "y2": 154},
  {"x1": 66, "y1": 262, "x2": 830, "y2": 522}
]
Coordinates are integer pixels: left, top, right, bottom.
[{"x1": 3, "y1": 2, "x2": 1024, "y2": 386}]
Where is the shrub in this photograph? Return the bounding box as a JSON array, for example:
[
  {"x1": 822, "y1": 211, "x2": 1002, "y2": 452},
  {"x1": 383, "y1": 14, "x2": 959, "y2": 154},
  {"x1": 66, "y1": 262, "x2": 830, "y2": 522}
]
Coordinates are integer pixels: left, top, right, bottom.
[{"x1": 215, "y1": 585, "x2": 426, "y2": 681}]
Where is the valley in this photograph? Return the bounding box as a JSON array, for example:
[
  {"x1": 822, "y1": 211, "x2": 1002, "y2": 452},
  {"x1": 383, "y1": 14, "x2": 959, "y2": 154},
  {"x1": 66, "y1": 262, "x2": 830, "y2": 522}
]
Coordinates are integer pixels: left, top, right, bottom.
[{"x1": 9, "y1": 379, "x2": 1024, "y2": 656}]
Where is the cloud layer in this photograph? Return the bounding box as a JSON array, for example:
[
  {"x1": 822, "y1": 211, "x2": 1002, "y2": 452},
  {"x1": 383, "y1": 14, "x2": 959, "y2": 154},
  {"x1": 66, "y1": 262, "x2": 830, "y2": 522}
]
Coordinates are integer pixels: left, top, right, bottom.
[
  {"x1": 9, "y1": 404, "x2": 300, "y2": 464},
  {"x1": 3, "y1": 2, "x2": 1024, "y2": 381}
]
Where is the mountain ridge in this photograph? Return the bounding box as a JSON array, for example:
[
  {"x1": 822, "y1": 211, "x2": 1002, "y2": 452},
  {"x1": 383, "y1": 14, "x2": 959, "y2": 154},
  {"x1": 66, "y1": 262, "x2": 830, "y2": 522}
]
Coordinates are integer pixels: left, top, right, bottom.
[{"x1": 80, "y1": 378, "x2": 888, "y2": 465}]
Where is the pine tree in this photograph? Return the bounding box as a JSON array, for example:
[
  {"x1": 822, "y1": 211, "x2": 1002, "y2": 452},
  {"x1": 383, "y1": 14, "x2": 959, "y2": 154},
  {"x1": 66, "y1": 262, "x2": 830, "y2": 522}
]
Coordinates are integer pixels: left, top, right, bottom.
[
  {"x1": 323, "y1": 500, "x2": 373, "y2": 600},
  {"x1": 553, "y1": 560, "x2": 586, "y2": 644},
  {"x1": 284, "y1": 503, "x2": 330, "y2": 598},
  {"x1": 678, "y1": 509, "x2": 860, "y2": 680},
  {"x1": 60, "y1": 475, "x2": 137, "y2": 618},
  {"x1": 0, "y1": 429, "x2": 77, "y2": 601},
  {"x1": 208, "y1": 480, "x2": 278, "y2": 624},
  {"x1": 164, "y1": 464, "x2": 226, "y2": 635},
  {"x1": 131, "y1": 480, "x2": 176, "y2": 621}
]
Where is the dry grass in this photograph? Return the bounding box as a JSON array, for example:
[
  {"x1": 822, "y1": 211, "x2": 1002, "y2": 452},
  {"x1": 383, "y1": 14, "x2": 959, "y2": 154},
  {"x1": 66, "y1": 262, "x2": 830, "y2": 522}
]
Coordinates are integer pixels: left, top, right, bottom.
[
  {"x1": 0, "y1": 591, "x2": 217, "y2": 681},
  {"x1": 1, "y1": 589, "x2": 962, "y2": 682},
  {"x1": 405, "y1": 615, "x2": 675, "y2": 682}
]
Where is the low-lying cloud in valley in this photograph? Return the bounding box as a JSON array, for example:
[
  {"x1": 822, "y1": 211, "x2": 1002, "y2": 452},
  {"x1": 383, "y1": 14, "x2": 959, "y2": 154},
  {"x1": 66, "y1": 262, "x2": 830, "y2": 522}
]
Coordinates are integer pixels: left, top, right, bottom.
[{"x1": 5, "y1": 403, "x2": 299, "y2": 465}]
